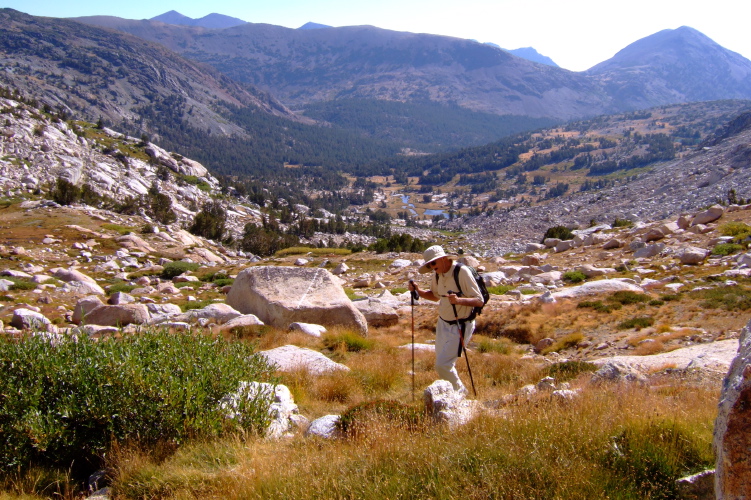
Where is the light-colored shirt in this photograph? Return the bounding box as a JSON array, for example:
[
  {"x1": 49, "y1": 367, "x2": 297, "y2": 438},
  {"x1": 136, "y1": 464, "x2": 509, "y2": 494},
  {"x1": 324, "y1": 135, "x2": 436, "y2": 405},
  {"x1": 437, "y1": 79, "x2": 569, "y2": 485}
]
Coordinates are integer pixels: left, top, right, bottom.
[{"x1": 430, "y1": 262, "x2": 482, "y2": 321}]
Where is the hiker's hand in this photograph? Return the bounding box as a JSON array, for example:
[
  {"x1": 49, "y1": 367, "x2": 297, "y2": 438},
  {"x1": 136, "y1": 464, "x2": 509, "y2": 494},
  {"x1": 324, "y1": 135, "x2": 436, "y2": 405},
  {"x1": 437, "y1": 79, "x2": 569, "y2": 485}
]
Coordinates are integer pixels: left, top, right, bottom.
[
  {"x1": 408, "y1": 280, "x2": 417, "y2": 292},
  {"x1": 447, "y1": 291, "x2": 458, "y2": 304}
]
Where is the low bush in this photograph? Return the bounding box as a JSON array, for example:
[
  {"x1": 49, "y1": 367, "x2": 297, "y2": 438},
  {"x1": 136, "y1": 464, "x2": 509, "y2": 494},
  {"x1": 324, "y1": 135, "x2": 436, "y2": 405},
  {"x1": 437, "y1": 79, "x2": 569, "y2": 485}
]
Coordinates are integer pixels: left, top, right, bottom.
[
  {"x1": 562, "y1": 271, "x2": 587, "y2": 283},
  {"x1": 618, "y1": 316, "x2": 655, "y2": 330},
  {"x1": 8, "y1": 278, "x2": 36, "y2": 291},
  {"x1": 0, "y1": 330, "x2": 275, "y2": 476},
  {"x1": 106, "y1": 282, "x2": 137, "y2": 295},
  {"x1": 541, "y1": 225, "x2": 574, "y2": 242},
  {"x1": 712, "y1": 243, "x2": 744, "y2": 256},
  {"x1": 161, "y1": 261, "x2": 201, "y2": 280},
  {"x1": 487, "y1": 285, "x2": 512, "y2": 295},
  {"x1": 610, "y1": 291, "x2": 650, "y2": 305},
  {"x1": 577, "y1": 300, "x2": 621, "y2": 313},
  {"x1": 694, "y1": 284, "x2": 751, "y2": 311}
]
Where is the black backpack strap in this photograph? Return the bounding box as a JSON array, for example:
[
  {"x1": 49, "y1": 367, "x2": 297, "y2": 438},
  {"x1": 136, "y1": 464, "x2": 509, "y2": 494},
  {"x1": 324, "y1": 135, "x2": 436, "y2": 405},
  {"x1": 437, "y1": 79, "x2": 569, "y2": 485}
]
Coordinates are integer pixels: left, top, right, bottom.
[{"x1": 453, "y1": 262, "x2": 464, "y2": 297}]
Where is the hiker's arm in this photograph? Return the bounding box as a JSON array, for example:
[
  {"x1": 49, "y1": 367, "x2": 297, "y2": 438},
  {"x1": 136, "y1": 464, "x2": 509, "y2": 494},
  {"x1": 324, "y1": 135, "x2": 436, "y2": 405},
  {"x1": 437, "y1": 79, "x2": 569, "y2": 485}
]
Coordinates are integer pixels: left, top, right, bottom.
[
  {"x1": 409, "y1": 282, "x2": 439, "y2": 302},
  {"x1": 446, "y1": 293, "x2": 484, "y2": 308}
]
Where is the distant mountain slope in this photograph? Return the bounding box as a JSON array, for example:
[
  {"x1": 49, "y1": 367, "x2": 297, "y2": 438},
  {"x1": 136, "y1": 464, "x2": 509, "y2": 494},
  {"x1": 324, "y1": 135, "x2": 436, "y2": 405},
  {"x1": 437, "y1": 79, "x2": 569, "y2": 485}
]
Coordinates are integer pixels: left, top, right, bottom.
[
  {"x1": 587, "y1": 26, "x2": 751, "y2": 109},
  {"x1": 508, "y1": 47, "x2": 559, "y2": 68},
  {"x1": 76, "y1": 18, "x2": 751, "y2": 121},
  {"x1": 75, "y1": 17, "x2": 610, "y2": 120},
  {"x1": 0, "y1": 8, "x2": 294, "y2": 135},
  {"x1": 298, "y1": 22, "x2": 332, "y2": 30},
  {"x1": 150, "y1": 10, "x2": 247, "y2": 29},
  {"x1": 484, "y1": 43, "x2": 559, "y2": 67}
]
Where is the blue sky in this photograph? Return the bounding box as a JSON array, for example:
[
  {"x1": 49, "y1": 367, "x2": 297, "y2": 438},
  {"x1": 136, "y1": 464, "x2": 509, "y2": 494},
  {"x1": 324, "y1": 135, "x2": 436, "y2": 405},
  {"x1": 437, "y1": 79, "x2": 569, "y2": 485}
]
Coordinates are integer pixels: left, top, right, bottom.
[{"x1": 2, "y1": 0, "x2": 749, "y2": 72}]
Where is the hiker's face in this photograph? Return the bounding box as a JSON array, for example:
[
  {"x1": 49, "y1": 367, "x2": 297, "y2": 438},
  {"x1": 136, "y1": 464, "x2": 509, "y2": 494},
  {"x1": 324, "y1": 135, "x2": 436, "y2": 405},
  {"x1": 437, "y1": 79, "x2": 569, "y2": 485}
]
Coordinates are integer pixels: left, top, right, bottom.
[{"x1": 431, "y1": 257, "x2": 450, "y2": 273}]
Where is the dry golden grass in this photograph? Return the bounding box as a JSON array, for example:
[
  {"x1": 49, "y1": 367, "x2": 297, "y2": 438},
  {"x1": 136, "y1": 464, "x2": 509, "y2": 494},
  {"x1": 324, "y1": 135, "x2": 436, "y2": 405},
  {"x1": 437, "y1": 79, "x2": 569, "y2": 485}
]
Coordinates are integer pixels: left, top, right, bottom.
[{"x1": 106, "y1": 378, "x2": 719, "y2": 500}]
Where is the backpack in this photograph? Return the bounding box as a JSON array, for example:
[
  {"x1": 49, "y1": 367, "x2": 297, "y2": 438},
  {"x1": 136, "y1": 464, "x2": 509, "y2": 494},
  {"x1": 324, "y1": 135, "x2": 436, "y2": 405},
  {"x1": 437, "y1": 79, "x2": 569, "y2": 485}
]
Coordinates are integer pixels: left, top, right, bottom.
[{"x1": 438, "y1": 262, "x2": 490, "y2": 321}]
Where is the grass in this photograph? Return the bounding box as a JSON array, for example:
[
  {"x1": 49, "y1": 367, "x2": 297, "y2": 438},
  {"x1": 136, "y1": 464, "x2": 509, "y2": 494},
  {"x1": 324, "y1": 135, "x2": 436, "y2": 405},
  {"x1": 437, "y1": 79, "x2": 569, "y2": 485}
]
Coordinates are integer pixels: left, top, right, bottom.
[
  {"x1": 104, "y1": 383, "x2": 717, "y2": 500},
  {"x1": 275, "y1": 247, "x2": 352, "y2": 257},
  {"x1": 101, "y1": 223, "x2": 135, "y2": 235},
  {"x1": 322, "y1": 331, "x2": 375, "y2": 353},
  {"x1": 541, "y1": 331, "x2": 584, "y2": 354}
]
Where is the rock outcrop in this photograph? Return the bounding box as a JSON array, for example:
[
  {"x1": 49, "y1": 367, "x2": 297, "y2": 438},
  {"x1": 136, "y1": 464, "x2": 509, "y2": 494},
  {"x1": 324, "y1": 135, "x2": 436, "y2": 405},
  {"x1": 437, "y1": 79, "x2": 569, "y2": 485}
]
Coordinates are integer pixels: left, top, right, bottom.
[
  {"x1": 714, "y1": 319, "x2": 751, "y2": 499},
  {"x1": 226, "y1": 266, "x2": 368, "y2": 335}
]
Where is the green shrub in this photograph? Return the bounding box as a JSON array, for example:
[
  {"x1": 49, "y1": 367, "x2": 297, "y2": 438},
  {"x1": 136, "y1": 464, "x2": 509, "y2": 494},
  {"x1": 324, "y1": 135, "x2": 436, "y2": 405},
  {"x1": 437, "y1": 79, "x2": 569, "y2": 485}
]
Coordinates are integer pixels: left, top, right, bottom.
[
  {"x1": 541, "y1": 225, "x2": 574, "y2": 242},
  {"x1": 612, "y1": 218, "x2": 633, "y2": 228},
  {"x1": 610, "y1": 291, "x2": 650, "y2": 305},
  {"x1": 693, "y1": 285, "x2": 751, "y2": 311},
  {"x1": 0, "y1": 330, "x2": 275, "y2": 474},
  {"x1": 49, "y1": 177, "x2": 80, "y2": 206},
  {"x1": 161, "y1": 261, "x2": 201, "y2": 280},
  {"x1": 106, "y1": 282, "x2": 137, "y2": 295},
  {"x1": 577, "y1": 300, "x2": 621, "y2": 313},
  {"x1": 542, "y1": 361, "x2": 599, "y2": 382},
  {"x1": 213, "y1": 278, "x2": 234, "y2": 288},
  {"x1": 182, "y1": 299, "x2": 214, "y2": 312},
  {"x1": 337, "y1": 400, "x2": 423, "y2": 436},
  {"x1": 487, "y1": 285, "x2": 512, "y2": 295},
  {"x1": 323, "y1": 331, "x2": 374, "y2": 352},
  {"x1": 711, "y1": 243, "x2": 744, "y2": 256},
  {"x1": 189, "y1": 201, "x2": 226, "y2": 241},
  {"x1": 8, "y1": 278, "x2": 37, "y2": 291},
  {"x1": 618, "y1": 316, "x2": 655, "y2": 330},
  {"x1": 719, "y1": 221, "x2": 751, "y2": 239},
  {"x1": 562, "y1": 271, "x2": 587, "y2": 283}
]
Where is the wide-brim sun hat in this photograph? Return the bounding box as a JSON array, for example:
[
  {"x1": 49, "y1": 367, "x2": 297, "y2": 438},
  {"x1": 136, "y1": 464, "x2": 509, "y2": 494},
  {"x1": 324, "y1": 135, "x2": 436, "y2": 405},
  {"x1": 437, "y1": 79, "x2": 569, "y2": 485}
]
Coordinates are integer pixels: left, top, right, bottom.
[{"x1": 418, "y1": 245, "x2": 448, "y2": 274}]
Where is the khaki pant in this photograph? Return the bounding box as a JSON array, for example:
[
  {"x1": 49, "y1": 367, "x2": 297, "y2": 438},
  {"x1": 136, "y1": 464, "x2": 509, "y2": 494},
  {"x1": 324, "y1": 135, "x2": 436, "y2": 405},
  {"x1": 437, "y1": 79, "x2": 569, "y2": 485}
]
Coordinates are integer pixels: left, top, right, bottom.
[{"x1": 435, "y1": 318, "x2": 474, "y2": 392}]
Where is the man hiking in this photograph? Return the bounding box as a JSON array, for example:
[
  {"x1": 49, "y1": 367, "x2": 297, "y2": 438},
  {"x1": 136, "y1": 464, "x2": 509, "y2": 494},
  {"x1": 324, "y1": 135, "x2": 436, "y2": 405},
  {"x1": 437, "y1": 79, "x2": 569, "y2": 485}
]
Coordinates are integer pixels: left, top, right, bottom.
[{"x1": 408, "y1": 245, "x2": 483, "y2": 394}]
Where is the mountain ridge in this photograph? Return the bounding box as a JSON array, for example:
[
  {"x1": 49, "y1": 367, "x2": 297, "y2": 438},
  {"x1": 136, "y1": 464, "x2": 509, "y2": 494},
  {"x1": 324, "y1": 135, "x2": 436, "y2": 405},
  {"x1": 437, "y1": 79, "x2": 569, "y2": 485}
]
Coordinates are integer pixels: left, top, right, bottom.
[{"x1": 75, "y1": 15, "x2": 751, "y2": 121}]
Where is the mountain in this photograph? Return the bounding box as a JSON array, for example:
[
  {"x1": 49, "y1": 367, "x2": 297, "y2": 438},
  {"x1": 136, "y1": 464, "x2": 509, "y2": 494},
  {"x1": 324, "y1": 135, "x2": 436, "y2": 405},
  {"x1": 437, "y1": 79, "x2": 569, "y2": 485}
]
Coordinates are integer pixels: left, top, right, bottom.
[
  {"x1": 74, "y1": 18, "x2": 608, "y2": 120},
  {"x1": 508, "y1": 47, "x2": 559, "y2": 68},
  {"x1": 485, "y1": 43, "x2": 559, "y2": 67},
  {"x1": 298, "y1": 22, "x2": 332, "y2": 30},
  {"x1": 587, "y1": 26, "x2": 751, "y2": 109},
  {"x1": 150, "y1": 10, "x2": 247, "y2": 29},
  {"x1": 75, "y1": 17, "x2": 751, "y2": 122},
  {"x1": 0, "y1": 8, "x2": 293, "y2": 135}
]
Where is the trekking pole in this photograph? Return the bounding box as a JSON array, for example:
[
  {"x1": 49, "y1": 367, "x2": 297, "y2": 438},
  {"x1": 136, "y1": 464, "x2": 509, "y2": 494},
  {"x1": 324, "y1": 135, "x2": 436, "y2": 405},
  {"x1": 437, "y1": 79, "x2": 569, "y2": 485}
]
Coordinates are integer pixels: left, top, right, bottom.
[
  {"x1": 409, "y1": 280, "x2": 418, "y2": 401},
  {"x1": 448, "y1": 291, "x2": 477, "y2": 397}
]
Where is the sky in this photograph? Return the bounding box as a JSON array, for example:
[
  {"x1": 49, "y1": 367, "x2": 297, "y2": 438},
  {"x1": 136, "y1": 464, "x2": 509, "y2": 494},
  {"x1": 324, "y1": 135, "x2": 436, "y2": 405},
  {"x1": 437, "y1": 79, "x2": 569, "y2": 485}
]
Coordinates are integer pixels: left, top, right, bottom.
[{"x1": 3, "y1": 0, "x2": 750, "y2": 72}]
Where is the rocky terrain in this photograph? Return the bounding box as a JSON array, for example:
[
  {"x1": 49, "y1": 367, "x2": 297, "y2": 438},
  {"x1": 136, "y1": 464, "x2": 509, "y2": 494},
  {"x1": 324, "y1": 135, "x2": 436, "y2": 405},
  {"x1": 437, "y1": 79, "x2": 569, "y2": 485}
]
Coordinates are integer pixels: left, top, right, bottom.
[{"x1": 446, "y1": 123, "x2": 751, "y2": 256}]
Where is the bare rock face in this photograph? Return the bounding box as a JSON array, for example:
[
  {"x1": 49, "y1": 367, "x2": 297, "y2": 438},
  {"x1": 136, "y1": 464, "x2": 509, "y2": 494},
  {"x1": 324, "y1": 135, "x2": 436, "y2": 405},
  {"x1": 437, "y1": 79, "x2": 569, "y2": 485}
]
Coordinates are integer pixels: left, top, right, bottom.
[
  {"x1": 714, "y1": 320, "x2": 751, "y2": 499},
  {"x1": 226, "y1": 266, "x2": 368, "y2": 335},
  {"x1": 82, "y1": 304, "x2": 150, "y2": 327},
  {"x1": 259, "y1": 345, "x2": 349, "y2": 374}
]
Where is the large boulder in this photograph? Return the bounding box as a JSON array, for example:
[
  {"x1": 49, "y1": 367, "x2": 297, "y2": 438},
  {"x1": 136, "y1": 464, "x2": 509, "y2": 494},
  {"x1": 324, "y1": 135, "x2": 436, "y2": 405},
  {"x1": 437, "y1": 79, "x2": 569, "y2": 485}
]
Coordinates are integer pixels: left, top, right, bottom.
[
  {"x1": 713, "y1": 320, "x2": 751, "y2": 499},
  {"x1": 353, "y1": 299, "x2": 399, "y2": 327},
  {"x1": 226, "y1": 266, "x2": 368, "y2": 335},
  {"x1": 82, "y1": 304, "x2": 150, "y2": 327},
  {"x1": 692, "y1": 205, "x2": 725, "y2": 226},
  {"x1": 11, "y1": 308, "x2": 51, "y2": 330},
  {"x1": 551, "y1": 279, "x2": 644, "y2": 300},
  {"x1": 424, "y1": 380, "x2": 478, "y2": 428},
  {"x1": 259, "y1": 345, "x2": 349, "y2": 374}
]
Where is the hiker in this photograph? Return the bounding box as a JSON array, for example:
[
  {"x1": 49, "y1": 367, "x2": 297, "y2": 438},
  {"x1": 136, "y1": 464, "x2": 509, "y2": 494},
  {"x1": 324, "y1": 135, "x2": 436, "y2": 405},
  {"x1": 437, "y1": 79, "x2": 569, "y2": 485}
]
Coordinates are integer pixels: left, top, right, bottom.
[{"x1": 408, "y1": 245, "x2": 483, "y2": 393}]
